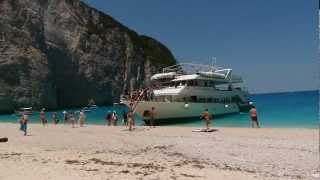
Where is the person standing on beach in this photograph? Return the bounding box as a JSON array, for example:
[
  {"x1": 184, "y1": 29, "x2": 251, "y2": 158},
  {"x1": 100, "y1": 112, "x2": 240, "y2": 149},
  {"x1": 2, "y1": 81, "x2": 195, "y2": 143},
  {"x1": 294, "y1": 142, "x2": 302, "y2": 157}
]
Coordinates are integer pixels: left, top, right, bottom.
[
  {"x1": 20, "y1": 113, "x2": 28, "y2": 136},
  {"x1": 150, "y1": 107, "x2": 156, "y2": 127},
  {"x1": 52, "y1": 112, "x2": 59, "y2": 125},
  {"x1": 63, "y1": 111, "x2": 68, "y2": 124},
  {"x1": 111, "y1": 111, "x2": 118, "y2": 126},
  {"x1": 105, "y1": 111, "x2": 112, "y2": 126},
  {"x1": 40, "y1": 108, "x2": 47, "y2": 126},
  {"x1": 122, "y1": 110, "x2": 128, "y2": 127},
  {"x1": 201, "y1": 109, "x2": 212, "y2": 130},
  {"x1": 70, "y1": 112, "x2": 76, "y2": 128},
  {"x1": 79, "y1": 110, "x2": 86, "y2": 127},
  {"x1": 250, "y1": 106, "x2": 260, "y2": 128},
  {"x1": 127, "y1": 110, "x2": 134, "y2": 131}
]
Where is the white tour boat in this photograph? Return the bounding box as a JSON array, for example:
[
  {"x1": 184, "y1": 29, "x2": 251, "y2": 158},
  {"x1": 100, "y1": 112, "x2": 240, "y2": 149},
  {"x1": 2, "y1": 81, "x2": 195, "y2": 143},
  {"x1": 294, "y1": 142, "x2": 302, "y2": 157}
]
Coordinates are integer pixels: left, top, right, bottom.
[{"x1": 121, "y1": 63, "x2": 252, "y2": 125}]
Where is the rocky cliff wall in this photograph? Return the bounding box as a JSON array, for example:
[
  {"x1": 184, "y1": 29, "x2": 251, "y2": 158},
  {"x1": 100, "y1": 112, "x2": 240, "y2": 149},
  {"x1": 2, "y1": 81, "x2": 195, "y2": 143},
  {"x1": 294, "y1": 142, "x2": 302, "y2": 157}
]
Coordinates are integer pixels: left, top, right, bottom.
[{"x1": 0, "y1": 0, "x2": 176, "y2": 113}]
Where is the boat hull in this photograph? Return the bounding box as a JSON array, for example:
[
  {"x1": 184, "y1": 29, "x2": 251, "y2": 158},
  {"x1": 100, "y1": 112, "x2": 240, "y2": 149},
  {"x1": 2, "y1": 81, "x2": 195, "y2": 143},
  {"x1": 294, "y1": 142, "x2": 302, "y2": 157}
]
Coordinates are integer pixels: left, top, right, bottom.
[{"x1": 122, "y1": 101, "x2": 240, "y2": 125}]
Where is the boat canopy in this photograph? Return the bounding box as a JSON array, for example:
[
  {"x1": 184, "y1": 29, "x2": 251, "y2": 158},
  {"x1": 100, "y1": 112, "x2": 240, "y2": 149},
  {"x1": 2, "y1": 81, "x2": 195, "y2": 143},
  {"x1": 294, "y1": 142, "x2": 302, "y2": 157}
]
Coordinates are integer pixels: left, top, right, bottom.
[
  {"x1": 172, "y1": 74, "x2": 242, "y2": 84},
  {"x1": 151, "y1": 72, "x2": 176, "y2": 80},
  {"x1": 151, "y1": 63, "x2": 243, "y2": 84}
]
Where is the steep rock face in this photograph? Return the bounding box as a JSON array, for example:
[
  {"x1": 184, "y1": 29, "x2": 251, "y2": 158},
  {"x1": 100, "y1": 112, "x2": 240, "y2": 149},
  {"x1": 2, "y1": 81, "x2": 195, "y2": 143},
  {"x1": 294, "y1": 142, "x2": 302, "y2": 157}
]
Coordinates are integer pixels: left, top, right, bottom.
[{"x1": 0, "y1": 0, "x2": 176, "y2": 113}]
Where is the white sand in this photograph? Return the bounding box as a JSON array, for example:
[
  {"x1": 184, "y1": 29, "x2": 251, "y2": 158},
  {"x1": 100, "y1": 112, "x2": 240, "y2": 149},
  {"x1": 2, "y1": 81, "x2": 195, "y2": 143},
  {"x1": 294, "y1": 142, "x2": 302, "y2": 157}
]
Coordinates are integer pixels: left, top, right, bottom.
[{"x1": 0, "y1": 123, "x2": 318, "y2": 180}]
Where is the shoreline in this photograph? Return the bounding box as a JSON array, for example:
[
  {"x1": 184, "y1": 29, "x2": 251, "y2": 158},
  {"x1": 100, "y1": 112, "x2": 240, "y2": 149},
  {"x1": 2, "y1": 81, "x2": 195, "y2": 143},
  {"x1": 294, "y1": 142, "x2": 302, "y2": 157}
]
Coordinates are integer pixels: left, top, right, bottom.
[
  {"x1": 0, "y1": 123, "x2": 318, "y2": 179},
  {"x1": 0, "y1": 121, "x2": 318, "y2": 129}
]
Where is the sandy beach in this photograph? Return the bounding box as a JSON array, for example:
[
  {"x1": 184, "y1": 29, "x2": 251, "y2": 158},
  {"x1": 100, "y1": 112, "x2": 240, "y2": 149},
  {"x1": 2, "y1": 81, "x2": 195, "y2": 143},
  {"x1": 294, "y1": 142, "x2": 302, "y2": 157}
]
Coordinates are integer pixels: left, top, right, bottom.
[{"x1": 0, "y1": 123, "x2": 318, "y2": 180}]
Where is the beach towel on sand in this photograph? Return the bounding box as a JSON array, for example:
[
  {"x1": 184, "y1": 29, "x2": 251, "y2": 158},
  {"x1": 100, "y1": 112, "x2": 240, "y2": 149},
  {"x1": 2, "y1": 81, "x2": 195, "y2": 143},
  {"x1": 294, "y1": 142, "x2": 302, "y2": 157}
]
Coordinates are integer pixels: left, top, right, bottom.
[{"x1": 192, "y1": 128, "x2": 218, "y2": 132}]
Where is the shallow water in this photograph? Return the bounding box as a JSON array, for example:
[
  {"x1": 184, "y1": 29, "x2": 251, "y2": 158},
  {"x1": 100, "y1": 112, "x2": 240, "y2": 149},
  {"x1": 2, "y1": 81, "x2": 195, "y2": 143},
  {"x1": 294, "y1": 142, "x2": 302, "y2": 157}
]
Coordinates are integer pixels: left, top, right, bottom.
[{"x1": 0, "y1": 90, "x2": 318, "y2": 128}]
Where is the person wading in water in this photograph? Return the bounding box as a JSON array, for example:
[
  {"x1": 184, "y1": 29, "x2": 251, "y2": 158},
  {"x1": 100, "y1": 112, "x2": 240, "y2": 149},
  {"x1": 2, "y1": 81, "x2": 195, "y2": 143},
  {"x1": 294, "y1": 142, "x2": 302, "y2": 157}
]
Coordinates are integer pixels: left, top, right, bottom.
[
  {"x1": 40, "y1": 108, "x2": 47, "y2": 126},
  {"x1": 250, "y1": 106, "x2": 260, "y2": 128}
]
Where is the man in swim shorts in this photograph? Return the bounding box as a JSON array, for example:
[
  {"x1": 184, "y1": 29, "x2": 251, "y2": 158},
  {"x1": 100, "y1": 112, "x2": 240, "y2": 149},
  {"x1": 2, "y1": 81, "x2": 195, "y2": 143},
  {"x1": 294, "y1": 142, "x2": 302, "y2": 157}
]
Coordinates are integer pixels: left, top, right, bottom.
[{"x1": 201, "y1": 109, "x2": 212, "y2": 130}]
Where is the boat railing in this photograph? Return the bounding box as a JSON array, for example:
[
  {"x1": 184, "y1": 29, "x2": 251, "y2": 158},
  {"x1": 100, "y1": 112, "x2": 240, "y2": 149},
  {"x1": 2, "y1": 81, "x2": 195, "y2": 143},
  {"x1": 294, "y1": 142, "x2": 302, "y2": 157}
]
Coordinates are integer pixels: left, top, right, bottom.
[{"x1": 162, "y1": 63, "x2": 225, "y2": 74}]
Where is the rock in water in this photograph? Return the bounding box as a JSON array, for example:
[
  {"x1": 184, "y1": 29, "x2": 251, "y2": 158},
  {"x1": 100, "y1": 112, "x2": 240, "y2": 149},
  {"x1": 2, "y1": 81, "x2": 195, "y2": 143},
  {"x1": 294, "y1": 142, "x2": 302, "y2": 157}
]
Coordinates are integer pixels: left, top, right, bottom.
[{"x1": 0, "y1": 0, "x2": 176, "y2": 114}]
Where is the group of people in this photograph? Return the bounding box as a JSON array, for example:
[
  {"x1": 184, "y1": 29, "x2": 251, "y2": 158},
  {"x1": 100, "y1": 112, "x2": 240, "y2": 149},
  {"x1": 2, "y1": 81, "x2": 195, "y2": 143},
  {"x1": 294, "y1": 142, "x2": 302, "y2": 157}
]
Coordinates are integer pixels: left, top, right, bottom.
[
  {"x1": 105, "y1": 110, "x2": 136, "y2": 131},
  {"x1": 19, "y1": 109, "x2": 87, "y2": 136},
  {"x1": 18, "y1": 105, "x2": 260, "y2": 136},
  {"x1": 200, "y1": 106, "x2": 260, "y2": 129},
  {"x1": 62, "y1": 110, "x2": 86, "y2": 128}
]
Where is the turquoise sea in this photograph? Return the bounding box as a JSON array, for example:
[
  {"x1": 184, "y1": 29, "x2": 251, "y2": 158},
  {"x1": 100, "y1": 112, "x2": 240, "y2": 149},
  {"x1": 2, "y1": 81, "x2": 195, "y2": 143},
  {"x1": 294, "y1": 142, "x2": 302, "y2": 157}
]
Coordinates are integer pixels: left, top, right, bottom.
[{"x1": 0, "y1": 90, "x2": 318, "y2": 128}]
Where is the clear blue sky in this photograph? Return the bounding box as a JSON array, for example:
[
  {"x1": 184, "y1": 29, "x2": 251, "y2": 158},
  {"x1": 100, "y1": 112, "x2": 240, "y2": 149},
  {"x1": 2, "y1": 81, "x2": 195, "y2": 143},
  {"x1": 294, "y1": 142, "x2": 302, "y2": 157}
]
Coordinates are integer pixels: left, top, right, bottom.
[{"x1": 82, "y1": 0, "x2": 318, "y2": 94}]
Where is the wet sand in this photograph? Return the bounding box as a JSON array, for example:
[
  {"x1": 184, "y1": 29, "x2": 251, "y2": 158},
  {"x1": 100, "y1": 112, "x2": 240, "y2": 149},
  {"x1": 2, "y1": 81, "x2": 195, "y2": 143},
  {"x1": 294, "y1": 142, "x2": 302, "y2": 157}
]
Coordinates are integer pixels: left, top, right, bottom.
[{"x1": 0, "y1": 123, "x2": 318, "y2": 180}]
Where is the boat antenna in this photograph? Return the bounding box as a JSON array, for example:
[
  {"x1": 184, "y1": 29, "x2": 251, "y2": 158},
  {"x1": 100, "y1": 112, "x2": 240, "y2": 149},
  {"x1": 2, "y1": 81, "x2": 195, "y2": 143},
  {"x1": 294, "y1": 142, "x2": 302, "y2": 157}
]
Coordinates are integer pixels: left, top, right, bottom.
[{"x1": 211, "y1": 57, "x2": 217, "y2": 71}]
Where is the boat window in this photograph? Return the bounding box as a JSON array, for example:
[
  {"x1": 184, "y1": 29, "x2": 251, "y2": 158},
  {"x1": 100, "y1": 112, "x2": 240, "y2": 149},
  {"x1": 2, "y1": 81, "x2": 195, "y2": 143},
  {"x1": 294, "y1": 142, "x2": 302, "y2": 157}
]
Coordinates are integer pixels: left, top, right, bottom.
[
  {"x1": 204, "y1": 81, "x2": 208, "y2": 87},
  {"x1": 188, "y1": 81, "x2": 194, "y2": 86},
  {"x1": 207, "y1": 98, "x2": 213, "y2": 102},
  {"x1": 190, "y1": 96, "x2": 197, "y2": 102},
  {"x1": 199, "y1": 97, "x2": 206, "y2": 103},
  {"x1": 209, "y1": 81, "x2": 215, "y2": 87},
  {"x1": 183, "y1": 97, "x2": 187, "y2": 102},
  {"x1": 165, "y1": 96, "x2": 172, "y2": 102}
]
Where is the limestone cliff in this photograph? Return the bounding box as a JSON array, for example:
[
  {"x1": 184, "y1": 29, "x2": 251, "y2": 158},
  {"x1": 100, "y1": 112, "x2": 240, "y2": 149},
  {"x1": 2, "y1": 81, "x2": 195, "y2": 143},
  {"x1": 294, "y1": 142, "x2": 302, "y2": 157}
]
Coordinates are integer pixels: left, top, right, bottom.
[{"x1": 0, "y1": 0, "x2": 176, "y2": 113}]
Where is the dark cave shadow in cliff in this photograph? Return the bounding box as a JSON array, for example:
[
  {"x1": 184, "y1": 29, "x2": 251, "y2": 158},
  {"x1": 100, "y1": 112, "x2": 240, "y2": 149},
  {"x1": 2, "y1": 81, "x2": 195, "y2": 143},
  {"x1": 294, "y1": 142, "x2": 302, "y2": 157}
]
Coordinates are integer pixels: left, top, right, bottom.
[{"x1": 46, "y1": 47, "x2": 112, "y2": 108}]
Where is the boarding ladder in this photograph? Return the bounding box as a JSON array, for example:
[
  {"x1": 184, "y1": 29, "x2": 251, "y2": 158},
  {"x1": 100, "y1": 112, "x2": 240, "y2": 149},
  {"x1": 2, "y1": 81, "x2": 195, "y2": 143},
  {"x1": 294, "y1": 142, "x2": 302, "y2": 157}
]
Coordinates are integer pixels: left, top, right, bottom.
[{"x1": 129, "y1": 87, "x2": 154, "y2": 112}]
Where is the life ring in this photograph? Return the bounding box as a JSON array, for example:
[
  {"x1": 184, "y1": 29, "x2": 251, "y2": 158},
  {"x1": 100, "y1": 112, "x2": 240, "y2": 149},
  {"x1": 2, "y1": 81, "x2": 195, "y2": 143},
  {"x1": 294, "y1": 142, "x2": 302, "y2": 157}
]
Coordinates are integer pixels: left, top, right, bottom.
[{"x1": 184, "y1": 103, "x2": 189, "y2": 108}]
